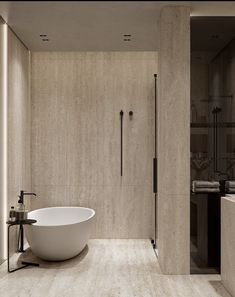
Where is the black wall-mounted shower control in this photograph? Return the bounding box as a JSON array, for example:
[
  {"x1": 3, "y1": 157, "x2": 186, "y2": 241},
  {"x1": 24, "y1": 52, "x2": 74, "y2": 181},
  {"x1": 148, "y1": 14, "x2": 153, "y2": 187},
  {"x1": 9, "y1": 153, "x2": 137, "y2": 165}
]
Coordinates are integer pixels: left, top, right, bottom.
[{"x1": 129, "y1": 111, "x2": 133, "y2": 117}]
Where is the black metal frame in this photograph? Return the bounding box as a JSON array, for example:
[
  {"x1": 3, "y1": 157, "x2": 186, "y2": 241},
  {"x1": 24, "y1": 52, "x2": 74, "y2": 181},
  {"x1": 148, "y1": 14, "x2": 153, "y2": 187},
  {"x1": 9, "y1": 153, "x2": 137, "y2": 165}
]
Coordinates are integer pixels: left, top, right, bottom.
[
  {"x1": 120, "y1": 110, "x2": 124, "y2": 176},
  {"x1": 16, "y1": 191, "x2": 37, "y2": 253},
  {"x1": 212, "y1": 107, "x2": 222, "y2": 174},
  {"x1": 7, "y1": 220, "x2": 39, "y2": 273},
  {"x1": 151, "y1": 73, "x2": 158, "y2": 250}
]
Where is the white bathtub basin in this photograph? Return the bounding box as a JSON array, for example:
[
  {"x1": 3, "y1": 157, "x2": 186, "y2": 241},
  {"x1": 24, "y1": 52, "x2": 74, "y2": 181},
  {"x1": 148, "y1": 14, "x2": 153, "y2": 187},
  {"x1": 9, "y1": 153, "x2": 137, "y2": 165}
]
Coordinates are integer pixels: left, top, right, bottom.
[{"x1": 25, "y1": 207, "x2": 95, "y2": 261}]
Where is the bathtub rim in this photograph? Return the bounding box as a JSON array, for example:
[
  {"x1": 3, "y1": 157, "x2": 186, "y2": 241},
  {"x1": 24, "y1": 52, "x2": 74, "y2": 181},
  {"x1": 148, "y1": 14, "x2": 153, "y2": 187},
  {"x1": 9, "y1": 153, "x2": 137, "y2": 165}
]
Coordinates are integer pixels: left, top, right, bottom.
[{"x1": 27, "y1": 206, "x2": 95, "y2": 227}]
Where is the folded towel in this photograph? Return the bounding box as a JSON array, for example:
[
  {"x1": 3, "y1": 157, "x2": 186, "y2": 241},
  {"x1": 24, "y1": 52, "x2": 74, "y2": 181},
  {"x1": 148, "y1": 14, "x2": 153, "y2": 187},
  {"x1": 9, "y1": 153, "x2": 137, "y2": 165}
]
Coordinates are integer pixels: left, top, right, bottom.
[
  {"x1": 226, "y1": 187, "x2": 235, "y2": 194},
  {"x1": 192, "y1": 180, "x2": 220, "y2": 189},
  {"x1": 225, "y1": 181, "x2": 235, "y2": 188},
  {"x1": 192, "y1": 188, "x2": 220, "y2": 193}
]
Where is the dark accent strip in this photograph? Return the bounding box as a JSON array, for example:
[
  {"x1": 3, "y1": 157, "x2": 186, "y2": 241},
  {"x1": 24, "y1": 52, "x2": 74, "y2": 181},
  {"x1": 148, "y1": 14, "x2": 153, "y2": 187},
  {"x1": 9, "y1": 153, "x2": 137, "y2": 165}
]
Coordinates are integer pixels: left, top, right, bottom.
[{"x1": 120, "y1": 110, "x2": 124, "y2": 176}]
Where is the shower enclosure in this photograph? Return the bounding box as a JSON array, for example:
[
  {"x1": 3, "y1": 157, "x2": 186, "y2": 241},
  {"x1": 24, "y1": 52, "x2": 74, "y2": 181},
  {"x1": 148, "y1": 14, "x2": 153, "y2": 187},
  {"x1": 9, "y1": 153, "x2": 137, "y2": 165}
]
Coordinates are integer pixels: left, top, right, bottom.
[{"x1": 190, "y1": 17, "x2": 235, "y2": 274}]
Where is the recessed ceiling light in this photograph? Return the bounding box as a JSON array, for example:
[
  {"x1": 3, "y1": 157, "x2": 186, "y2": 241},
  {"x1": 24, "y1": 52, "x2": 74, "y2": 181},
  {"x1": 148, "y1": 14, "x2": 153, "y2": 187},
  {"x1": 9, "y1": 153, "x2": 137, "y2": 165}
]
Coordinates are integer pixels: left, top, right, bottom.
[
  {"x1": 42, "y1": 38, "x2": 49, "y2": 42},
  {"x1": 123, "y1": 34, "x2": 131, "y2": 37},
  {"x1": 211, "y1": 35, "x2": 219, "y2": 39},
  {"x1": 124, "y1": 39, "x2": 131, "y2": 42},
  {"x1": 40, "y1": 34, "x2": 47, "y2": 37}
]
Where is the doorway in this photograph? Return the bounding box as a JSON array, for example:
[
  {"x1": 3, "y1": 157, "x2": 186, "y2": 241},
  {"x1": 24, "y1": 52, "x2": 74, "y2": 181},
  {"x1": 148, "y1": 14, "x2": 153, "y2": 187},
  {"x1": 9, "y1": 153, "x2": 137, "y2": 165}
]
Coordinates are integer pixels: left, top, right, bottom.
[{"x1": 190, "y1": 17, "x2": 235, "y2": 274}]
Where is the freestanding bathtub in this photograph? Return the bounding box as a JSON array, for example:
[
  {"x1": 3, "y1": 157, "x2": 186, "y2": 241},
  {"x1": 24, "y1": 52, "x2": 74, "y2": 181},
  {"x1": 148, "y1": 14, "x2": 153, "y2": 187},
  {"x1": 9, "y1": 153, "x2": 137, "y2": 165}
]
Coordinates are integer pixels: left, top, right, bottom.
[{"x1": 25, "y1": 207, "x2": 95, "y2": 261}]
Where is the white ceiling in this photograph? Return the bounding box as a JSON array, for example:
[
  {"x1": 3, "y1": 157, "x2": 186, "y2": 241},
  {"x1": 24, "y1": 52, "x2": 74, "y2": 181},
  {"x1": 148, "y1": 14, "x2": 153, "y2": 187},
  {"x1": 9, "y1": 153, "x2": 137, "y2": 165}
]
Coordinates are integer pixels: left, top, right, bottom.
[{"x1": 0, "y1": 1, "x2": 235, "y2": 51}]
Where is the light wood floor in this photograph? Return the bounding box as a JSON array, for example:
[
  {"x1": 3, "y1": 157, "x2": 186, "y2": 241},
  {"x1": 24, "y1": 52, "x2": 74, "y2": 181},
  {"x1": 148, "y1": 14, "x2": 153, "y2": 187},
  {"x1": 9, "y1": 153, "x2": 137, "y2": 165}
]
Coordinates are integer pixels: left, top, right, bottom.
[{"x1": 0, "y1": 240, "x2": 232, "y2": 297}]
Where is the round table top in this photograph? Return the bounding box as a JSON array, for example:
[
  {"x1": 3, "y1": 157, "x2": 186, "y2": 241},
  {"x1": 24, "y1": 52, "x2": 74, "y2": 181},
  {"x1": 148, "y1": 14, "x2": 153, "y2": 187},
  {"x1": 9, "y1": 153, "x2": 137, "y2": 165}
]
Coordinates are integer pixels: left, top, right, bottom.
[{"x1": 6, "y1": 219, "x2": 37, "y2": 225}]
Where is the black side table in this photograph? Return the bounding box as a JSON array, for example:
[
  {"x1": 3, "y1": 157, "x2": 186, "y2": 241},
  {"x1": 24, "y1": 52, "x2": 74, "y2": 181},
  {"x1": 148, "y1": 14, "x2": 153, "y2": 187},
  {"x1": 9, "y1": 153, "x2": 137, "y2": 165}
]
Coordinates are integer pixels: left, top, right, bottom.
[{"x1": 6, "y1": 219, "x2": 40, "y2": 273}]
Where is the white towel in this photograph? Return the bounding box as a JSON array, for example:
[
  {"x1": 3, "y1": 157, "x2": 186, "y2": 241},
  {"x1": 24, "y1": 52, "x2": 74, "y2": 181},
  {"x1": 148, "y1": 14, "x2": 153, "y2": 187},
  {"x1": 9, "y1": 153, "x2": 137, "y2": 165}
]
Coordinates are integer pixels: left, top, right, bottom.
[
  {"x1": 192, "y1": 188, "x2": 220, "y2": 193},
  {"x1": 226, "y1": 187, "x2": 235, "y2": 194},
  {"x1": 192, "y1": 180, "x2": 220, "y2": 189},
  {"x1": 225, "y1": 181, "x2": 235, "y2": 189}
]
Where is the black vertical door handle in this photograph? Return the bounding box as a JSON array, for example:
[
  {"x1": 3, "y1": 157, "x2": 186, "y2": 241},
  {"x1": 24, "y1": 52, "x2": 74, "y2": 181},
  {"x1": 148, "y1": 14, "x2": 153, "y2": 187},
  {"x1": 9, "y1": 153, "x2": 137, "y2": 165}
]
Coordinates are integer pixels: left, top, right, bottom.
[
  {"x1": 120, "y1": 110, "x2": 124, "y2": 176},
  {"x1": 153, "y1": 158, "x2": 157, "y2": 193}
]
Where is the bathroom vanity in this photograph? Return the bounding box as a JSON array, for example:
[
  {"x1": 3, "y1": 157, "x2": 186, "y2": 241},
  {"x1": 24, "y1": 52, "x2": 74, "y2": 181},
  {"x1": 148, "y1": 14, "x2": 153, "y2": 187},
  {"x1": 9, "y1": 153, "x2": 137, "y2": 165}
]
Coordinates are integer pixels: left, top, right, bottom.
[{"x1": 221, "y1": 195, "x2": 235, "y2": 297}]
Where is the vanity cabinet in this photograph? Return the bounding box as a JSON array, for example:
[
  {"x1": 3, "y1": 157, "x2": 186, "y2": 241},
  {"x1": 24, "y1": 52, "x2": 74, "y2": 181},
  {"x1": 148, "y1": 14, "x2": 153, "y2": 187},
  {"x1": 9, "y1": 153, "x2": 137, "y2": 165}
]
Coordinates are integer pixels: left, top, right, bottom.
[{"x1": 221, "y1": 195, "x2": 235, "y2": 297}]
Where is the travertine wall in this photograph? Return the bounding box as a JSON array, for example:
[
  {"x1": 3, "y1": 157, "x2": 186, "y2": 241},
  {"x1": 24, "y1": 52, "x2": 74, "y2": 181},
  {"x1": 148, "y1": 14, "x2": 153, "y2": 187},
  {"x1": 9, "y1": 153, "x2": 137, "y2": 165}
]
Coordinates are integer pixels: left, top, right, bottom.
[
  {"x1": 31, "y1": 52, "x2": 158, "y2": 238},
  {"x1": 0, "y1": 20, "x2": 6, "y2": 260},
  {"x1": 8, "y1": 29, "x2": 31, "y2": 209},
  {"x1": 0, "y1": 26, "x2": 31, "y2": 258},
  {"x1": 158, "y1": 6, "x2": 190, "y2": 274},
  {"x1": 7, "y1": 29, "x2": 31, "y2": 254}
]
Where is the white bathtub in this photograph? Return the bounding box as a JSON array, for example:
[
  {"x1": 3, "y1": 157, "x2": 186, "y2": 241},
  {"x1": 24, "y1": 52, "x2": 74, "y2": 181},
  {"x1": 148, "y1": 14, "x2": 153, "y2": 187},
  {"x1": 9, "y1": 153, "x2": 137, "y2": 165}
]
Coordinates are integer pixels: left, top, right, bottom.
[{"x1": 25, "y1": 207, "x2": 95, "y2": 261}]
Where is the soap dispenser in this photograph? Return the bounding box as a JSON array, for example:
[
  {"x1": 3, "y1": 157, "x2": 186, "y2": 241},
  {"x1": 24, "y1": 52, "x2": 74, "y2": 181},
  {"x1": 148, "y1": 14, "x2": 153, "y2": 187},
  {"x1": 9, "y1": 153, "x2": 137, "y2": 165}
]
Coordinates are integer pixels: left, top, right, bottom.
[
  {"x1": 9, "y1": 206, "x2": 16, "y2": 222},
  {"x1": 15, "y1": 201, "x2": 27, "y2": 221}
]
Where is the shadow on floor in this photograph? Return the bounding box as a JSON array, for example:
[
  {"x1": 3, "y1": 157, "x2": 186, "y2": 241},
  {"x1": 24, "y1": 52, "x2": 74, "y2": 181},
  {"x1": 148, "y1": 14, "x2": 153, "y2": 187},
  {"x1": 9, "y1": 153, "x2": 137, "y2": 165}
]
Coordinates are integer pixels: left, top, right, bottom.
[
  {"x1": 209, "y1": 281, "x2": 232, "y2": 297},
  {"x1": 17, "y1": 245, "x2": 89, "y2": 269},
  {"x1": 190, "y1": 239, "x2": 219, "y2": 274}
]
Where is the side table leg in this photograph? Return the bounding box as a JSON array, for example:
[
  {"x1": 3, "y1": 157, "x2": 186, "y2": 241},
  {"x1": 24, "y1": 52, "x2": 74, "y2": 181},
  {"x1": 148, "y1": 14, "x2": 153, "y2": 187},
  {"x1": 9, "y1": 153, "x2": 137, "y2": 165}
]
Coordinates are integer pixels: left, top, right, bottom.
[
  {"x1": 7, "y1": 225, "x2": 10, "y2": 273},
  {"x1": 7, "y1": 224, "x2": 39, "y2": 273}
]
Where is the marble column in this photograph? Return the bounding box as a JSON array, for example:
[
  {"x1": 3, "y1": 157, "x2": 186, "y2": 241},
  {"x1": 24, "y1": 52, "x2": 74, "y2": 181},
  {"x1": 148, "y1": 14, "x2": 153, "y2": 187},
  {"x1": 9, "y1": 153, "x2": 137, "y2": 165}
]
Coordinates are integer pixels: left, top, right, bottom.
[{"x1": 157, "y1": 6, "x2": 190, "y2": 274}]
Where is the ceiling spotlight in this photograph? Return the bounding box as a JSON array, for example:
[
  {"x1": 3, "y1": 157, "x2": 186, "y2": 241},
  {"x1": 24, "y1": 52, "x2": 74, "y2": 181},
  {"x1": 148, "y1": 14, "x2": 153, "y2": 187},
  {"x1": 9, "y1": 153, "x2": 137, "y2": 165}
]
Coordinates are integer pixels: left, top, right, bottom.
[
  {"x1": 123, "y1": 34, "x2": 131, "y2": 37},
  {"x1": 211, "y1": 34, "x2": 219, "y2": 39},
  {"x1": 40, "y1": 34, "x2": 47, "y2": 37},
  {"x1": 42, "y1": 38, "x2": 49, "y2": 42},
  {"x1": 124, "y1": 39, "x2": 131, "y2": 41}
]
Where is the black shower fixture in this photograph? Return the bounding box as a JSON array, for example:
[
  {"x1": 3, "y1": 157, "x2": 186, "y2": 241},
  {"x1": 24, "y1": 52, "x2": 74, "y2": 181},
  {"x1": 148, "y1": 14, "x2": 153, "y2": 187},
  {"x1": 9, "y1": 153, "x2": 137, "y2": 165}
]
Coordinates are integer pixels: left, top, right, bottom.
[
  {"x1": 151, "y1": 73, "x2": 158, "y2": 250},
  {"x1": 212, "y1": 106, "x2": 222, "y2": 114},
  {"x1": 120, "y1": 110, "x2": 124, "y2": 176},
  {"x1": 212, "y1": 106, "x2": 222, "y2": 173}
]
